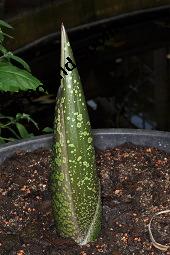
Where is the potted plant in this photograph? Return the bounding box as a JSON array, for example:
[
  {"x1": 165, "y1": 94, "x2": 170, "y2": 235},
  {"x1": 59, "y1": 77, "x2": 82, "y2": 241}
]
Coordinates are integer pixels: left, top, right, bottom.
[{"x1": 0, "y1": 24, "x2": 169, "y2": 255}]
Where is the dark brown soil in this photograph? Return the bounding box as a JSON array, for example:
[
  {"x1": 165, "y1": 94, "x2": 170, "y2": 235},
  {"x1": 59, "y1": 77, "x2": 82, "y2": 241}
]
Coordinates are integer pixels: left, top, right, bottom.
[{"x1": 0, "y1": 144, "x2": 169, "y2": 255}]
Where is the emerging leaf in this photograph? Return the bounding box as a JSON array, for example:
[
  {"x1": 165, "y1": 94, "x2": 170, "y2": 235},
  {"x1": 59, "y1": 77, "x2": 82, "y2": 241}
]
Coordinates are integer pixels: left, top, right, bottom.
[{"x1": 51, "y1": 24, "x2": 102, "y2": 245}]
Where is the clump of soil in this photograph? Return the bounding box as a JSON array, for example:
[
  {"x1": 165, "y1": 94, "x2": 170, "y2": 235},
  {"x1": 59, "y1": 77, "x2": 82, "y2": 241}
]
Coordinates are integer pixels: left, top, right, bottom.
[{"x1": 0, "y1": 143, "x2": 169, "y2": 255}]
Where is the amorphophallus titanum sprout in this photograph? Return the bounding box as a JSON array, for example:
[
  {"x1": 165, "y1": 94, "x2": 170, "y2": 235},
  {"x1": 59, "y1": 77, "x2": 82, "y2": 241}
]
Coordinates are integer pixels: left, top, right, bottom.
[{"x1": 51, "y1": 24, "x2": 102, "y2": 245}]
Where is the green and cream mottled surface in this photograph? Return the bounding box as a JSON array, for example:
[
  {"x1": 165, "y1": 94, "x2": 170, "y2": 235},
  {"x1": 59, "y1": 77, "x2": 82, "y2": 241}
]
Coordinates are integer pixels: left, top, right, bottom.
[{"x1": 51, "y1": 24, "x2": 101, "y2": 245}]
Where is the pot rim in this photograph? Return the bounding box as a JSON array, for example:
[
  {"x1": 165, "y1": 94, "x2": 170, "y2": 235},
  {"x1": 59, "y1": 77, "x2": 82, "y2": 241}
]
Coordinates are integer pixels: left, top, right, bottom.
[
  {"x1": 0, "y1": 128, "x2": 170, "y2": 149},
  {"x1": 0, "y1": 128, "x2": 169, "y2": 164}
]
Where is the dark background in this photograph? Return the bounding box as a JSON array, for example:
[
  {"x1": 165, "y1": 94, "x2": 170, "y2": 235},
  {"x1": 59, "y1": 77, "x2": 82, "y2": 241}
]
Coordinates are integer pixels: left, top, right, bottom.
[{"x1": 0, "y1": 0, "x2": 170, "y2": 134}]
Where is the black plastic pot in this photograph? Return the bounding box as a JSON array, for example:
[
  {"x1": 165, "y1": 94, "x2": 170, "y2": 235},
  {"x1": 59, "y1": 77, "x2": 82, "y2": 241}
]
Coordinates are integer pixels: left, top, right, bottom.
[{"x1": 0, "y1": 129, "x2": 170, "y2": 164}]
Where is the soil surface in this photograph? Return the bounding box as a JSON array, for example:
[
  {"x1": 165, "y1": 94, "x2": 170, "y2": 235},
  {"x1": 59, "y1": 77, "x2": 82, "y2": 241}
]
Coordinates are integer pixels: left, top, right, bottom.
[{"x1": 0, "y1": 143, "x2": 169, "y2": 255}]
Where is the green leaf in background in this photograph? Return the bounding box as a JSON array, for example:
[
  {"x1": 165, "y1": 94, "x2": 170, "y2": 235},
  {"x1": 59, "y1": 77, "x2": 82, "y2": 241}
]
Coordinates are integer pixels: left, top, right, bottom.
[
  {"x1": 15, "y1": 113, "x2": 39, "y2": 129},
  {"x1": 0, "y1": 136, "x2": 15, "y2": 143},
  {"x1": 51, "y1": 24, "x2": 102, "y2": 245},
  {"x1": 0, "y1": 30, "x2": 13, "y2": 44},
  {"x1": 0, "y1": 31, "x2": 13, "y2": 40},
  {"x1": 0, "y1": 29, "x2": 4, "y2": 43},
  {"x1": 0, "y1": 20, "x2": 13, "y2": 29},
  {"x1": 16, "y1": 123, "x2": 30, "y2": 139},
  {"x1": 5, "y1": 126, "x2": 21, "y2": 139},
  {"x1": 0, "y1": 19, "x2": 43, "y2": 93},
  {"x1": 0, "y1": 62, "x2": 42, "y2": 92},
  {"x1": 42, "y1": 127, "x2": 53, "y2": 133},
  {"x1": 0, "y1": 20, "x2": 12, "y2": 43},
  {"x1": 0, "y1": 44, "x2": 7, "y2": 55},
  {"x1": 6, "y1": 53, "x2": 31, "y2": 72},
  {"x1": 0, "y1": 137, "x2": 5, "y2": 144},
  {"x1": 0, "y1": 113, "x2": 39, "y2": 143},
  {"x1": 0, "y1": 48, "x2": 31, "y2": 72}
]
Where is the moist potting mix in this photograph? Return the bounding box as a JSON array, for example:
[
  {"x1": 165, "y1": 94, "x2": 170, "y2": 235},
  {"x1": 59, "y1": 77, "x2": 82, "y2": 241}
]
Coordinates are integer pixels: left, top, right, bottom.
[{"x1": 0, "y1": 143, "x2": 169, "y2": 254}]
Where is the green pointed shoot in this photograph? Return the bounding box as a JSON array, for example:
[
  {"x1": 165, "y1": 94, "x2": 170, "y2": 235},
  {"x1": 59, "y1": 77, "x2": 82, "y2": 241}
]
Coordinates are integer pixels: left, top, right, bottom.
[{"x1": 51, "y1": 24, "x2": 102, "y2": 245}]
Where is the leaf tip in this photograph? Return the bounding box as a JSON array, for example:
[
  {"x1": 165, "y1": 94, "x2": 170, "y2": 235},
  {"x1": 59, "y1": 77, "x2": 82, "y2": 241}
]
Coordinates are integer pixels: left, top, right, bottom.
[{"x1": 61, "y1": 23, "x2": 67, "y2": 40}]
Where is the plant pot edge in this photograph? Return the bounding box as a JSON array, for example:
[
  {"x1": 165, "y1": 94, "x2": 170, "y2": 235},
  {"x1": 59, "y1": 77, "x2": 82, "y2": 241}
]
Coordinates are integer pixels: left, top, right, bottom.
[{"x1": 0, "y1": 128, "x2": 170, "y2": 164}]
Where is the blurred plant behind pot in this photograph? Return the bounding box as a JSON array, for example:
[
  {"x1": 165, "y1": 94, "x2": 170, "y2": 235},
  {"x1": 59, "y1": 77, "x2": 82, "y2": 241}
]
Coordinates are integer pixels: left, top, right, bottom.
[
  {"x1": 51, "y1": 24, "x2": 102, "y2": 245},
  {"x1": 0, "y1": 113, "x2": 39, "y2": 143},
  {"x1": 0, "y1": 19, "x2": 42, "y2": 92},
  {"x1": 0, "y1": 19, "x2": 48, "y2": 143}
]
